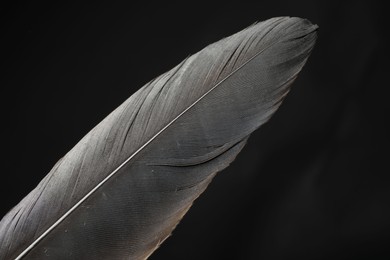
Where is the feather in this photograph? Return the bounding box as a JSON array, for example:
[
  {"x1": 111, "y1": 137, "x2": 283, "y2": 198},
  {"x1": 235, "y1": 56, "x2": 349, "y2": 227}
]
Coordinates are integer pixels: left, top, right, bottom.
[{"x1": 0, "y1": 17, "x2": 317, "y2": 259}]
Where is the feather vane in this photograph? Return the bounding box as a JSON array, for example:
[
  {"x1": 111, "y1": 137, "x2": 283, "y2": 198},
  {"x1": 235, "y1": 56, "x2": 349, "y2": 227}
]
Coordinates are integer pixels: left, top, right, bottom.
[{"x1": 0, "y1": 17, "x2": 317, "y2": 259}]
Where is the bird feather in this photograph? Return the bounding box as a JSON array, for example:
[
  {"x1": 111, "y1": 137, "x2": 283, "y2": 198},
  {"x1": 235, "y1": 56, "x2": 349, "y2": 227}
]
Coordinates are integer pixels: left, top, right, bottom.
[{"x1": 0, "y1": 17, "x2": 317, "y2": 259}]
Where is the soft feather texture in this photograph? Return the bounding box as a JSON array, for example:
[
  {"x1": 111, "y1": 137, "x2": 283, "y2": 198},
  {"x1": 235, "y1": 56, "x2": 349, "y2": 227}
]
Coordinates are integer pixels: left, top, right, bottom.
[{"x1": 0, "y1": 17, "x2": 317, "y2": 259}]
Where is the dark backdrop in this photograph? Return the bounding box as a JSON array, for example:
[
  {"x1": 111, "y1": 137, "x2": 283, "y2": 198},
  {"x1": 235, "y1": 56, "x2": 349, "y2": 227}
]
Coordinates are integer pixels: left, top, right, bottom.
[{"x1": 1, "y1": 1, "x2": 388, "y2": 259}]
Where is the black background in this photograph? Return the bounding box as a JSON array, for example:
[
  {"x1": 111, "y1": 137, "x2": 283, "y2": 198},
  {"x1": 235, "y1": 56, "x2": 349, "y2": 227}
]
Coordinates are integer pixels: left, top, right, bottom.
[{"x1": 1, "y1": 1, "x2": 389, "y2": 259}]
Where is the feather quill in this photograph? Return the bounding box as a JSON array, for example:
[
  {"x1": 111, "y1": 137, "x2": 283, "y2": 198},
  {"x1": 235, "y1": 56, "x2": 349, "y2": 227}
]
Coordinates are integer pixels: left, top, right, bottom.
[{"x1": 0, "y1": 17, "x2": 317, "y2": 259}]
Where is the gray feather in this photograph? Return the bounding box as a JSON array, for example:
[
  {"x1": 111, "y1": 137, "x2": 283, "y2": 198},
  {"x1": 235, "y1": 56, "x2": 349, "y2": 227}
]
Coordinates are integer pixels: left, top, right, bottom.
[{"x1": 0, "y1": 17, "x2": 317, "y2": 259}]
